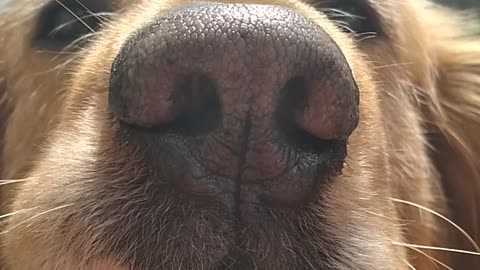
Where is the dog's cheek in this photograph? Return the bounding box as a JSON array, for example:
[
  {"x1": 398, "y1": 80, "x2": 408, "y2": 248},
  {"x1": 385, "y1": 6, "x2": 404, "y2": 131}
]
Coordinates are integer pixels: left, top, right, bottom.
[
  {"x1": 0, "y1": 76, "x2": 12, "y2": 177},
  {"x1": 0, "y1": 76, "x2": 13, "y2": 220}
]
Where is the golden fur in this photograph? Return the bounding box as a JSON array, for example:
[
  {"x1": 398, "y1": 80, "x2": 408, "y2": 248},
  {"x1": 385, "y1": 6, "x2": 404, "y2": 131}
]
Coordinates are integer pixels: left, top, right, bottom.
[{"x1": 0, "y1": 0, "x2": 479, "y2": 269}]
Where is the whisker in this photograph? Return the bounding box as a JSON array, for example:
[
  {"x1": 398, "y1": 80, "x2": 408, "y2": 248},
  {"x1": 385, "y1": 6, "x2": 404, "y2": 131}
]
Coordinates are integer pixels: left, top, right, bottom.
[
  {"x1": 49, "y1": 16, "x2": 90, "y2": 35},
  {"x1": 393, "y1": 242, "x2": 480, "y2": 257},
  {"x1": 49, "y1": 12, "x2": 114, "y2": 37},
  {"x1": 45, "y1": 56, "x2": 80, "y2": 72},
  {"x1": 1, "y1": 204, "x2": 74, "y2": 235},
  {"x1": 322, "y1": 8, "x2": 366, "y2": 20},
  {"x1": 356, "y1": 31, "x2": 378, "y2": 37},
  {"x1": 372, "y1": 62, "x2": 415, "y2": 70},
  {"x1": 35, "y1": 50, "x2": 79, "y2": 56},
  {"x1": 357, "y1": 33, "x2": 377, "y2": 42},
  {"x1": 64, "y1": 32, "x2": 98, "y2": 50},
  {"x1": 0, "y1": 179, "x2": 29, "y2": 186},
  {"x1": 391, "y1": 198, "x2": 480, "y2": 252},
  {"x1": 401, "y1": 259, "x2": 417, "y2": 270},
  {"x1": 87, "y1": 11, "x2": 117, "y2": 21},
  {"x1": 73, "y1": 0, "x2": 111, "y2": 23},
  {"x1": 361, "y1": 209, "x2": 411, "y2": 227},
  {"x1": 40, "y1": 32, "x2": 97, "y2": 64},
  {"x1": 55, "y1": 0, "x2": 95, "y2": 33},
  {"x1": 0, "y1": 207, "x2": 39, "y2": 220},
  {"x1": 404, "y1": 246, "x2": 453, "y2": 270}
]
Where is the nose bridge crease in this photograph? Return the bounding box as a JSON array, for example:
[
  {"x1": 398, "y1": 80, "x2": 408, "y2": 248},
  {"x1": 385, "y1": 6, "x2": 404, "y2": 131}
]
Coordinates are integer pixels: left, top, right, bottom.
[{"x1": 232, "y1": 108, "x2": 254, "y2": 225}]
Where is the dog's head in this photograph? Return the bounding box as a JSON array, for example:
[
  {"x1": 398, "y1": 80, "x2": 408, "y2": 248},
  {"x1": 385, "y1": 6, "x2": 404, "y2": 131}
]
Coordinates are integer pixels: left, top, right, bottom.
[{"x1": 1, "y1": 0, "x2": 480, "y2": 269}]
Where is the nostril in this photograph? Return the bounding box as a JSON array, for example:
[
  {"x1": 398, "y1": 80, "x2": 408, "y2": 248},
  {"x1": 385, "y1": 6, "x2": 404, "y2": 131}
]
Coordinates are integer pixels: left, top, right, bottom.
[
  {"x1": 277, "y1": 76, "x2": 348, "y2": 156},
  {"x1": 110, "y1": 70, "x2": 221, "y2": 136},
  {"x1": 277, "y1": 73, "x2": 359, "y2": 143},
  {"x1": 165, "y1": 73, "x2": 221, "y2": 136},
  {"x1": 282, "y1": 76, "x2": 308, "y2": 113},
  {"x1": 277, "y1": 77, "x2": 339, "y2": 153}
]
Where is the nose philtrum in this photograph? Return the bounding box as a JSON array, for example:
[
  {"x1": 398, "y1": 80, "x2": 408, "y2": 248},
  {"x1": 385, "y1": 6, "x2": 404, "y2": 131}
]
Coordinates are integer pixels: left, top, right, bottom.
[{"x1": 109, "y1": 3, "x2": 359, "y2": 209}]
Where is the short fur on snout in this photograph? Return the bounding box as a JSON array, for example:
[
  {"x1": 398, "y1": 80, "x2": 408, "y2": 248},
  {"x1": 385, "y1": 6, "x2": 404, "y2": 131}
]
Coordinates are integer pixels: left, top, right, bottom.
[{"x1": 0, "y1": 0, "x2": 480, "y2": 269}]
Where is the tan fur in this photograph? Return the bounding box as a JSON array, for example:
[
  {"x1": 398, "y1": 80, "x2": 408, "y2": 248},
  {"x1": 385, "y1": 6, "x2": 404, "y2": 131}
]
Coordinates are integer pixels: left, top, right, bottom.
[{"x1": 0, "y1": 0, "x2": 479, "y2": 269}]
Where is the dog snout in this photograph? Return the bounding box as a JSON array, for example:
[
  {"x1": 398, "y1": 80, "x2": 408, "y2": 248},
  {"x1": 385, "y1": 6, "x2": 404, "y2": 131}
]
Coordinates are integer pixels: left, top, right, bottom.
[{"x1": 108, "y1": 3, "x2": 359, "y2": 211}]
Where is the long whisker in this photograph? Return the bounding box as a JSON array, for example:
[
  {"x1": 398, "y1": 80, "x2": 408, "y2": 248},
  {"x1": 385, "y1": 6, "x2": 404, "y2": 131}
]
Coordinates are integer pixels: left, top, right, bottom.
[
  {"x1": 401, "y1": 259, "x2": 417, "y2": 270},
  {"x1": 63, "y1": 32, "x2": 97, "y2": 51},
  {"x1": 0, "y1": 179, "x2": 30, "y2": 186},
  {"x1": 393, "y1": 242, "x2": 480, "y2": 257},
  {"x1": 73, "y1": 0, "x2": 111, "y2": 23},
  {"x1": 48, "y1": 32, "x2": 97, "y2": 63},
  {"x1": 1, "y1": 204, "x2": 74, "y2": 235},
  {"x1": 372, "y1": 62, "x2": 415, "y2": 70},
  {"x1": 391, "y1": 198, "x2": 480, "y2": 252},
  {"x1": 34, "y1": 50, "x2": 79, "y2": 56},
  {"x1": 357, "y1": 33, "x2": 377, "y2": 42},
  {"x1": 49, "y1": 12, "x2": 114, "y2": 36},
  {"x1": 0, "y1": 207, "x2": 39, "y2": 220},
  {"x1": 55, "y1": 0, "x2": 95, "y2": 33},
  {"x1": 403, "y1": 246, "x2": 453, "y2": 270},
  {"x1": 38, "y1": 32, "x2": 97, "y2": 64}
]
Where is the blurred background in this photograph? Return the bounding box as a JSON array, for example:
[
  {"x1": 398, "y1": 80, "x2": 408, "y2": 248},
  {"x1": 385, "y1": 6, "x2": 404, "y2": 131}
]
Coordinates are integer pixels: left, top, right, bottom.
[{"x1": 440, "y1": 0, "x2": 480, "y2": 9}]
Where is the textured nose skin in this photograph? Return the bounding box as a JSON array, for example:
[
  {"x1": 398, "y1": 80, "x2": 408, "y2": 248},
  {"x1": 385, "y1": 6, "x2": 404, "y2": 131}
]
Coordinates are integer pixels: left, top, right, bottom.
[{"x1": 109, "y1": 3, "x2": 359, "y2": 210}]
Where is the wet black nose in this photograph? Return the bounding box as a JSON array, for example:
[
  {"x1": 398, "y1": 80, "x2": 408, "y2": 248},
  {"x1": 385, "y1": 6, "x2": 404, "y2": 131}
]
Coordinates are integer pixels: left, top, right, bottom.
[{"x1": 109, "y1": 3, "x2": 359, "y2": 210}]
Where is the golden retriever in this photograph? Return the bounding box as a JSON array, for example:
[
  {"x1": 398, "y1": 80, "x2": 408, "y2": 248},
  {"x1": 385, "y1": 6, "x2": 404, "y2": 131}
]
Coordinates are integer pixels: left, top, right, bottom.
[{"x1": 0, "y1": 0, "x2": 479, "y2": 269}]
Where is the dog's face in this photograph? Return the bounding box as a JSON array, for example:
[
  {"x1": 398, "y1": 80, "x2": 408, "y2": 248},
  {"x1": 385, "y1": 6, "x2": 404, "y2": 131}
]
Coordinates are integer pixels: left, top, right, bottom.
[{"x1": 1, "y1": 0, "x2": 480, "y2": 269}]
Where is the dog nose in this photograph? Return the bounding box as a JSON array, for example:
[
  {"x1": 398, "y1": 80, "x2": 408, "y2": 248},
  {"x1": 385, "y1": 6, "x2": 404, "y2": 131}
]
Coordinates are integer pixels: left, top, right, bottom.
[{"x1": 109, "y1": 3, "x2": 359, "y2": 210}]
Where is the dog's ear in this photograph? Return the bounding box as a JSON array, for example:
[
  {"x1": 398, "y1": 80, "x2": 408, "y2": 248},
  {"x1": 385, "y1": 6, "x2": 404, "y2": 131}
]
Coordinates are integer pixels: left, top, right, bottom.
[{"x1": 422, "y1": 6, "x2": 480, "y2": 268}]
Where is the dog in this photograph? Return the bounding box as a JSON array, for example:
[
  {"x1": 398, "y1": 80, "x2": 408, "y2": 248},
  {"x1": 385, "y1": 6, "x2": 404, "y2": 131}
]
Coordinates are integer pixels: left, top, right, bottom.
[{"x1": 0, "y1": 0, "x2": 479, "y2": 269}]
